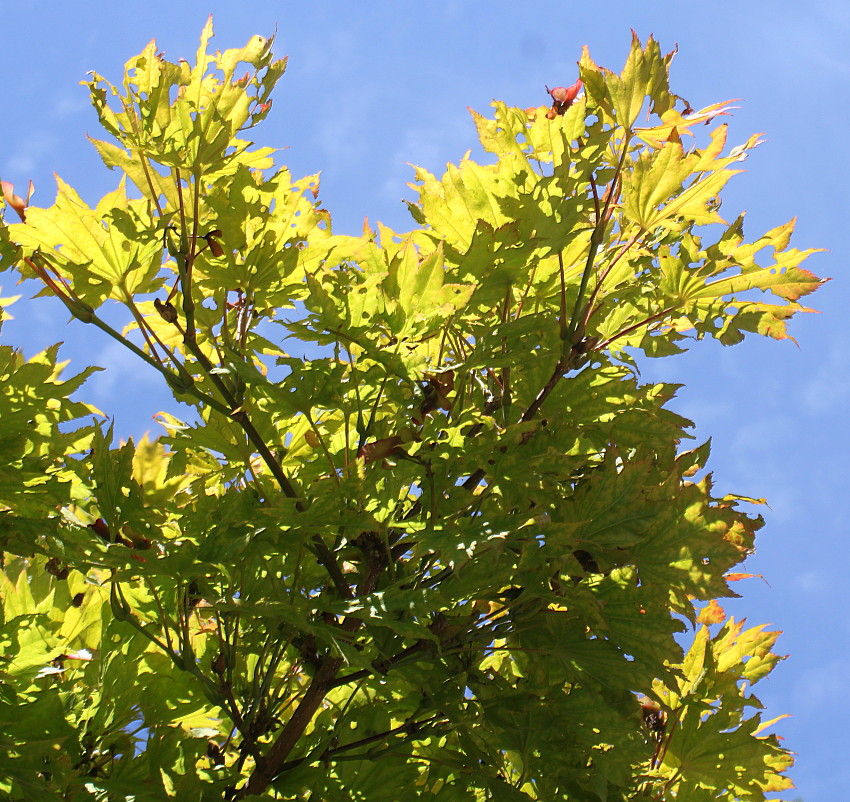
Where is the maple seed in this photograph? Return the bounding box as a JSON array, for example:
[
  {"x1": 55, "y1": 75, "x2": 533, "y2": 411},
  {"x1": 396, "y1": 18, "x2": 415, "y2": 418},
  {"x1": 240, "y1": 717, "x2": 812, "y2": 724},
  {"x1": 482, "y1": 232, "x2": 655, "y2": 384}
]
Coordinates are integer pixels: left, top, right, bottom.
[
  {"x1": 1, "y1": 179, "x2": 34, "y2": 222},
  {"x1": 203, "y1": 229, "x2": 225, "y2": 258},
  {"x1": 211, "y1": 652, "x2": 228, "y2": 675},
  {"x1": 358, "y1": 436, "x2": 404, "y2": 464},
  {"x1": 639, "y1": 697, "x2": 669, "y2": 769},
  {"x1": 546, "y1": 79, "x2": 583, "y2": 116}
]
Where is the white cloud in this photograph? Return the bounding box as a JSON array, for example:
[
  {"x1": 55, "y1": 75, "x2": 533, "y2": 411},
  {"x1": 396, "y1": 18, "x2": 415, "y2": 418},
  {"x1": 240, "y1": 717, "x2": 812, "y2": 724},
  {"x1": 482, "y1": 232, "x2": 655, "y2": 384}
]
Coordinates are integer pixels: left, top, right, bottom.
[
  {"x1": 52, "y1": 90, "x2": 89, "y2": 120},
  {"x1": 288, "y1": 28, "x2": 361, "y2": 80}
]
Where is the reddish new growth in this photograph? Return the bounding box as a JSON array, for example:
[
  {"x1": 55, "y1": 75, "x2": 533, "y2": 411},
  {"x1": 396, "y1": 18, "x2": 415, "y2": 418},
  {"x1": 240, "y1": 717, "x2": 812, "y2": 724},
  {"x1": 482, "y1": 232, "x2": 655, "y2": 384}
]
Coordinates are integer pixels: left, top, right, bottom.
[
  {"x1": 545, "y1": 79, "x2": 583, "y2": 118},
  {"x1": 1, "y1": 179, "x2": 33, "y2": 222}
]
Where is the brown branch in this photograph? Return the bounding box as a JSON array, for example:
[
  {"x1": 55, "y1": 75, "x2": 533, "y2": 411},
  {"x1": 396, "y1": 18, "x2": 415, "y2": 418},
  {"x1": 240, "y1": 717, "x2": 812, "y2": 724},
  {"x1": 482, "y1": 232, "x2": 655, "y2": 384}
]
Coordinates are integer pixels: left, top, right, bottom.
[
  {"x1": 565, "y1": 138, "x2": 631, "y2": 345},
  {"x1": 461, "y1": 139, "x2": 637, "y2": 493},
  {"x1": 174, "y1": 169, "x2": 197, "y2": 342},
  {"x1": 229, "y1": 410, "x2": 352, "y2": 601},
  {"x1": 235, "y1": 653, "x2": 343, "y2": 797},
  {"x1": 162, "y1": 299, "x2": 352, "y2": 602},
  {"x1": 235, "y1": 572, "x2": 382, "y2": 797}
]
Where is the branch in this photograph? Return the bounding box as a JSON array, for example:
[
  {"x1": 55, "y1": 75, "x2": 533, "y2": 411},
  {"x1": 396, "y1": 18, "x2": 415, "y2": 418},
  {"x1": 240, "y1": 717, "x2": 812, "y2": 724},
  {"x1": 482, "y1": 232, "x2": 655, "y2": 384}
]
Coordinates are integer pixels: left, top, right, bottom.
[
  {"x1": 580, "y1": 232, "x2": 642, "y2": 333},
  {"x1": 166, "y1": 307, "x2": 353, "y2": 601},
  {"x1": 461, "y1": 139, "x2": 634, "y2": 493},
  {"x1": 235, "y1": 654, "x2": 343, "y2": 797},
  {"x1": 328, "y1": 639, "x2": 430, "y2": 690},
  {"x1": 235, "y1": 593, "x2": 380, "y2": 797},
  {"x1": 174, "y1": 169, "x2": 197, "y2": 342},
  {"x1": 273, "y1": 715, "x2": 444, "y2": 775},
  {"x1": 565, "y1": 138, "x2": 631, "y2": 345}
]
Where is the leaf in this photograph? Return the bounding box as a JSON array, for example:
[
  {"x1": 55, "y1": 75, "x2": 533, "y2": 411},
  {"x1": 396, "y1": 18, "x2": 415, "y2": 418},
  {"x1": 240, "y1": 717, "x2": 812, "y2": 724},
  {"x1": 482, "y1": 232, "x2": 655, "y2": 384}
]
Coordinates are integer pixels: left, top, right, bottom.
[
  {"x1": 408, "y1": 157, "x2": 517, "y2": 252},
  {"x1": 10, "y1": 177, "x2": 162, "y2": 305},
  {"x1": 88, "y1": 135, "x2": 179, "y2": 208},
  {"x1": 622, "y1": 141, "x2": 737, "y2": 231},
  {"x1": 697, "y1": 600, "x2": 727, "y2": 625},
  {"x1": 580, "y1": 33, "x2": 674, "y2": 128}
]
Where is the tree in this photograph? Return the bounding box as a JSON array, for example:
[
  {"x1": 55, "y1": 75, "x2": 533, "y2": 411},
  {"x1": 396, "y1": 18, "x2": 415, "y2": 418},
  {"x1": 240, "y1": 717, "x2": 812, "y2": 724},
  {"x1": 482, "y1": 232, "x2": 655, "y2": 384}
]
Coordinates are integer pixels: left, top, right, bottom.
[{"x1": 0, "y1": 20, "x2": 823, "y2": 800}]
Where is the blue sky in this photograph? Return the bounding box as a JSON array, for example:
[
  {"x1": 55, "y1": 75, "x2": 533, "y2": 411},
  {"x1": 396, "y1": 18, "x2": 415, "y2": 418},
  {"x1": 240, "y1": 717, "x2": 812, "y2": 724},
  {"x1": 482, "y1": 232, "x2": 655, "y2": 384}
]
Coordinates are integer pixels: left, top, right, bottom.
[{"x1": 1, "y1": 1, "x2": 847, "y2": 798}]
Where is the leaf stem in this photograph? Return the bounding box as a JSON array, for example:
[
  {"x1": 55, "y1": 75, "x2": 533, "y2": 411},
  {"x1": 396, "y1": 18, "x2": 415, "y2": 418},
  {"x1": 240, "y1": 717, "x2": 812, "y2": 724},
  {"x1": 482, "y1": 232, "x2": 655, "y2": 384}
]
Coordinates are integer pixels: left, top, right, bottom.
[
  {"x1": 174, "y1": 169, "x2": 197, "y2": 341},
  {"x1": 580, "y1": 232, "x2": 642, "y2": 332},
  {"x1": 566, "y1": 137, "x2": 631, "y2": 344},
  {"x1": 594, "y1": 305, "x2": 677, "y2": 351}
]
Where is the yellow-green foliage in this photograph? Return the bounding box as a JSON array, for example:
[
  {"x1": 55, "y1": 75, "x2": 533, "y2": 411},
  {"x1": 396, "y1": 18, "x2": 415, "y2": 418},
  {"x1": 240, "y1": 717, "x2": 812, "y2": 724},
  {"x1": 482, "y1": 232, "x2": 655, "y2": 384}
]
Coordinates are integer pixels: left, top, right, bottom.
[{"x1": 0, "y1": 22, "x2": 821, "y2": 800}]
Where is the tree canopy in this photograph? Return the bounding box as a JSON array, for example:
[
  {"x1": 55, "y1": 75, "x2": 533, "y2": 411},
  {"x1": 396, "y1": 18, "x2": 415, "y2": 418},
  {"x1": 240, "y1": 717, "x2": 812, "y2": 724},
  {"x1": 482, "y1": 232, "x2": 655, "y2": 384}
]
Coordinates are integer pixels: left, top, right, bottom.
[{"x1": 0, "y1": 20, "x2": 823, "y2": 800}]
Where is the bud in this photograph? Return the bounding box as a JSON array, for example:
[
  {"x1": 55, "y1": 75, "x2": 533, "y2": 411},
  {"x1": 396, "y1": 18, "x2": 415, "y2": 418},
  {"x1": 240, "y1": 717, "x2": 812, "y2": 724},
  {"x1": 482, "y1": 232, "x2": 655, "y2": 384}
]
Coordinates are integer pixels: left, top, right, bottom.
[
  {"x1": 89, "y1": 518, "x2": 112, "y2": 542},
  {"x1": 154, "y1": 297, "x2": 179, "y2": 323},
  {"x1": 46, "y1": 557, "x2": 70, "y2": 580},
  {"x1": 203, "y1": 230, "x2": 225, "y2": 258}
]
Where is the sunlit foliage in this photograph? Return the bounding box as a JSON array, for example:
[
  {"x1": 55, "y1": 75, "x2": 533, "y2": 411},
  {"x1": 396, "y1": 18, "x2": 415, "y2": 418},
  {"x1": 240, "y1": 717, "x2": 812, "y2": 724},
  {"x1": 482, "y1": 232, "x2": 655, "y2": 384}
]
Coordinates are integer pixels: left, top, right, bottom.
[{"x1": 0, "y1": 20, "x2": 822, "y2": 800}]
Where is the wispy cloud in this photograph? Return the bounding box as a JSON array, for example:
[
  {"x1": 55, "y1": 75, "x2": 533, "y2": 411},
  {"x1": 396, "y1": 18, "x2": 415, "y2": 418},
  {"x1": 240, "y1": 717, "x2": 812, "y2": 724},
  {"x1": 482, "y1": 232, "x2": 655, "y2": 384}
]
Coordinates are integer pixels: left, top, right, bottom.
[
  {"x1": 792, "y1": 658, "x2": 850, "y2": 712},
  {"x1": 380, "y1": 113, "x2": 473, "y2": 209},
  {"x1": 797, "y1": 340, "x2": 850, "y2": 413},
  {"x1": 2, "y1": 129, "x2": 58, "y2": 178},
  {"x1": 85, "y1": 338, "x2": 163, "y2": 401}
]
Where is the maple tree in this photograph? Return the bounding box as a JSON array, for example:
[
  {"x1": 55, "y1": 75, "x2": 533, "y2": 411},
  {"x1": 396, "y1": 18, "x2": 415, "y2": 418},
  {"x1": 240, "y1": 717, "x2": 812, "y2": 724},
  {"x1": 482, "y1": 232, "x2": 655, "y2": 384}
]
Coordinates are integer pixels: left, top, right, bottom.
[{"x1": 0, "y1": 21, "x2": 823, "y2": 800}]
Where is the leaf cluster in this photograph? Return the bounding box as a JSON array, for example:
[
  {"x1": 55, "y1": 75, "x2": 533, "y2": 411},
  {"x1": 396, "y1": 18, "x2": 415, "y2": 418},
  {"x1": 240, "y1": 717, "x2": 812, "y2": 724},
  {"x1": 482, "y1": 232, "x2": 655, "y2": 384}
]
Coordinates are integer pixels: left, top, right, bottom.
[{"x1": 0, "y1": 22, "x2": 822, "y2": 800}]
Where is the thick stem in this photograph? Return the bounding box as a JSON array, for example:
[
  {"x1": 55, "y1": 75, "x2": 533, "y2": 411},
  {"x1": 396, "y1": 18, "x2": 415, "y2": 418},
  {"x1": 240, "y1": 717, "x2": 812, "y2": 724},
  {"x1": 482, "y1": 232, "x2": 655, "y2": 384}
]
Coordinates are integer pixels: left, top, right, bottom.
[
  {"x1": 236, "y1": 577, "x2": 379, "y2": 797},
  {"x1": 174, "y1": 169, "x2": 197, "y2": 341},
  {"x1": 580, "y1": 233, "x2": 642, "y2": 332},
  {"x1": 565, "y1": 137, "x2": 631, "y2": 344},
  {"x1": 236, "y1": 654, "x2": 344, "y2": 797}
]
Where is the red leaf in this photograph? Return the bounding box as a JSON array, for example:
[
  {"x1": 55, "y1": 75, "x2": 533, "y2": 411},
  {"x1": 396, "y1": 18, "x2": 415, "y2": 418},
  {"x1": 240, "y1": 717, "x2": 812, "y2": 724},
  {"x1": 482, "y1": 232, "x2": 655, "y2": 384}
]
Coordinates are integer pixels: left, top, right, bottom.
[{"x1": 89, "y1": 518, "x2": 112, "y2": 542}]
